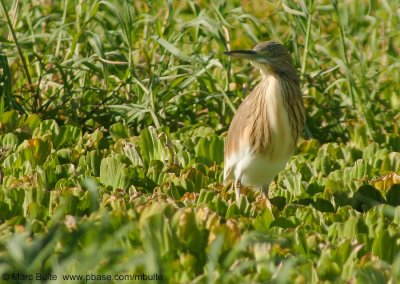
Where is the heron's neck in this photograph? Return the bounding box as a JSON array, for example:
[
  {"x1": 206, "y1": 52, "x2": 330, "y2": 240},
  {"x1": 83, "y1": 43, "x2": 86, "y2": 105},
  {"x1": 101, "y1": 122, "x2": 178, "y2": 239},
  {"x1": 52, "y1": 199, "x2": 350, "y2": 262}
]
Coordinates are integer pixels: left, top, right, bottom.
[
  {"x1": 256, "y1": 66, "x2": 304, "y2": 151},
  {"x1": 258, "y1": 74, "x2": 282, "y2": 104},
  {"x1": 260, "y1": 65, "x2": 299, "y2": 83}
]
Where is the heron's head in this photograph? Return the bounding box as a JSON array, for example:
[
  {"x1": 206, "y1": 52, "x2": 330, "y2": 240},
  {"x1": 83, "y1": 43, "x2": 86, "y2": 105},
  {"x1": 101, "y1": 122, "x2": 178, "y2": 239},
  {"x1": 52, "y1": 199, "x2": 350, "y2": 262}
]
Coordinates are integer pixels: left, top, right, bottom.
[{"x1": 224, "y1": 41, "x2": 296, "y2": 77}]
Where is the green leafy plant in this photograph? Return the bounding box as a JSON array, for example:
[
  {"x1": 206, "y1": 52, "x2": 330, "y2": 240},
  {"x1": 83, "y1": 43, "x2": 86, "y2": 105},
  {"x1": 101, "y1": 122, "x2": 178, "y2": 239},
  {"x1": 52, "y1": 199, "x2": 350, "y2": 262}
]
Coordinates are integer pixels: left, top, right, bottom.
[{"x1": 0, "y1": 0, "x2": 399, "y2": 283}]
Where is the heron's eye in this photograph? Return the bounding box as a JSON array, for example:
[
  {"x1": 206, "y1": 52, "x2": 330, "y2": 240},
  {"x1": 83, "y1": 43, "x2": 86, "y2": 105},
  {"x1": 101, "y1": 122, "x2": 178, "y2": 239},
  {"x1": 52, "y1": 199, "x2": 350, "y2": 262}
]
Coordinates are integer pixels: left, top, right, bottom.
[{"x1": 265, "y1": 51, "x2": 272, "y2": 56}]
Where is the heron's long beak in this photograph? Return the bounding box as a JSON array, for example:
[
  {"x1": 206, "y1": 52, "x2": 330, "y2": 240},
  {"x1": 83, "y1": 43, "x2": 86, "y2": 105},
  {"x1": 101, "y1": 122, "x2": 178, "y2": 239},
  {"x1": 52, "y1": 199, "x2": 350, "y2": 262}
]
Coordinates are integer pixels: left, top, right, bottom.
[{"x1": 224, "y1": 50, "x2": 259, "y2": 60}]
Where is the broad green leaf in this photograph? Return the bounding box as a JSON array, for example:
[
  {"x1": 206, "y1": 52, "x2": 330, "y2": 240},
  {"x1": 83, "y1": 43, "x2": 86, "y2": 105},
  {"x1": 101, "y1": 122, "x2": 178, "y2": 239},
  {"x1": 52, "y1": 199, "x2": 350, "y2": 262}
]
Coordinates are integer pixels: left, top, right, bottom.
[
  {"x1": 21, "y1": 113, "x2": 41, "y2": 133},
  {"x1": 210, "y1": 195, "x2": 228, "y2": 217},
  {"x1": 0, "y1": 110, "x2": 19, "y2": 133},
  {"x1": 270, "y1": 196, "x2": 286, "y2": 210},
  {"x1": 140, "y1": 127, "x2": 175, "y2": 168},
  {"x1": 83, "y1": 129, "x2": 108, "y2": 150},
  {"x1": 3, "y1": 152, "x2": 23, "y2": 170},
  {"x1": 0, "y1": 133, "x2": 18, "y2": 149},
  {"x1": 179, "y1": 167, "x2": 209, "y2": 193},
  {"x1": 99, "y1": 154, "x2": 130, "y2": 190},
  {"x1": 350, "y1": 124, "x2": 369, "y2": 148},
  {"x1": 54, "y1": 125, "x2": 82, "y2": 149},
  {"x1": 316, "y1": 249, "x2": 341, "y2": 280},
  {"x1": 386, "y1": 184, "x2": 400, "y2": 206},
  {"x1": 139, "y1": 202, "x2": 175, "y2": 259},
  {"x1": 194, "y1": 135, "x2": 224, "y2": 166},
  {"x1": 352, "y1": 185, "x2": 385, "y2": 212},
  {"x1": 270, "y1": 216, "x2": 299, "y2": 229},
  {"x1": 33, "y1": 119, "x2": 60, "y2": 141},
  {"x1": 147, "y1": 160, "x2": 165, "y2": 185},
  {"x1": 26, "y1": 202, "x2": 45, "y2": 220},
  {"x1": 121, "y1": 141, "x2": 143, "y2": 166},
  {"x1": 56, "y1": 148, "x2": 73, "y2": 164},
  {"x1": 85, "y1": 150, "x2": 103, "y2": 176},
  {"x1": 171, "y1": 208, "x2": 206, "y2": 255},
  {"x1": 386, "y1": 134, "x2": 400, "y2": 152},
  {"x1": 313, "y1": 198, "x2": 335, "y2": 212},
  {"x1": 56, "y1": 191, "x2": 80, "y2": 215},
  {"x1": 282, "y1": 172, "x2": 304, "y2": 196},
  {"x1": 253, "y1": 208, "x2": 274, "y2": 232},
  {"x1": 109, "y1": 122, "x2": 130, "y2": 141},
  {"x1": 314, "y1": 156, "x2": 337, "y2": 176},
  {"x1": 356, "y1": 266, "x2": 387, "y2": 284},
  {"x1": 18, "y1": 138, "x2": 52, "y2": 167},
  {"x1": 298, "y1": 138, "x2": 321, "y2": 156},
  {"x1": 386, "y1": 152, "x2": 400, "y2": 173},
  {"x1": 197, "y1": 189, "x2": 216, "y2": 204},
  {"x1": 372, "y1": 230, "x2": 400, "y2": 263}
]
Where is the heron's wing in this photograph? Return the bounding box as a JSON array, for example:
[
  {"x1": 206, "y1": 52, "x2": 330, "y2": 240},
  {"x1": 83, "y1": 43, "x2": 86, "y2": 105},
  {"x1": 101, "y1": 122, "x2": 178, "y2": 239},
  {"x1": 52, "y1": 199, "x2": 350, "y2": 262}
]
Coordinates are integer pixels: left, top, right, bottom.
[{"x1": 223, "y1": 93, "x2": 255, "y2": 183}]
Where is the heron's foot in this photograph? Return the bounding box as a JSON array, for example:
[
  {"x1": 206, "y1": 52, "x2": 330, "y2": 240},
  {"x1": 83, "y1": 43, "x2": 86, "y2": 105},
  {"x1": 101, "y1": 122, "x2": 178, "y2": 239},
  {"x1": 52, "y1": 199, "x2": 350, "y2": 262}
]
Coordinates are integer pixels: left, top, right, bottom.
[
  {"x1": 255, "y1": 184, "x2": 271, "y2": 211},
  {"x1": 255, "y1": 194, "x2": 272, "y2": 211}
]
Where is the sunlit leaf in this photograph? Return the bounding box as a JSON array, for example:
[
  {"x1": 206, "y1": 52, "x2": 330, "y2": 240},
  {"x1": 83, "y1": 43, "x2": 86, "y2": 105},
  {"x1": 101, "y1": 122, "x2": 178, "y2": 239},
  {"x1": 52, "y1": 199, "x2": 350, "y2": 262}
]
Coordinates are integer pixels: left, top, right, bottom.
[
  {"x1": 18, "y1": 138, "x2": 52, "y2": 167},
  {"x1": 54, "y1": 125, "x2": 82, "y2": 149},
  {"x1": 99, "y1": 154, "x2": 130, "y2": 190}
]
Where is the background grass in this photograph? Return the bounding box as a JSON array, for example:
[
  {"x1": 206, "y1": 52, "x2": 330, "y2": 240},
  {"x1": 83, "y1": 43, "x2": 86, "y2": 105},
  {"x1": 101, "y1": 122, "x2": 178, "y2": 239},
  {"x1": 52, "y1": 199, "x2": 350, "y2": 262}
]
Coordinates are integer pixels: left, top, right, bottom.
[{"x1": 0, "y1": 0, "x2": 400, "y2": 283}]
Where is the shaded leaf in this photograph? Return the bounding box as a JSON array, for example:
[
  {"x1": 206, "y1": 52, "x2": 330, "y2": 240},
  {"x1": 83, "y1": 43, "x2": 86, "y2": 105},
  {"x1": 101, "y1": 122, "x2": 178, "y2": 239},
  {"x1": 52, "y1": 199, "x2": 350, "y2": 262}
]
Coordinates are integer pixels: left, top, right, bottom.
[{"x1": 352, "y1": 185, "x2": 385, "y2": 212}]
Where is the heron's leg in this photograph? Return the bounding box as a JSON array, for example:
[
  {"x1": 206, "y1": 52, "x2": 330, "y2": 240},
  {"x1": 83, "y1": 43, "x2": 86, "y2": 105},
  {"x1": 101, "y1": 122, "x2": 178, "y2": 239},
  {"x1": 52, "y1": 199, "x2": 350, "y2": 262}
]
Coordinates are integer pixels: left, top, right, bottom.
[
  {"x1": 235, "y1": 179, "x2": 242, "y2": 204},
  {"x1": 262, "y1": 184, "x2": 269, "y2": 198},
  {"x1": 261, "y1": 183, "x2": 272, "y2": 210}
]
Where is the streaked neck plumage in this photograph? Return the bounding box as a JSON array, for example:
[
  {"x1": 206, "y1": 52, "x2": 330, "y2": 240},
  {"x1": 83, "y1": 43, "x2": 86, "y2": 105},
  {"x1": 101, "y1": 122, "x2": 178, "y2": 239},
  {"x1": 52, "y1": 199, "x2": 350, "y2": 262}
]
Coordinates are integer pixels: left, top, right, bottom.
[{"x1": 250, "y1": 62, "x2": 305, "y2": 153}]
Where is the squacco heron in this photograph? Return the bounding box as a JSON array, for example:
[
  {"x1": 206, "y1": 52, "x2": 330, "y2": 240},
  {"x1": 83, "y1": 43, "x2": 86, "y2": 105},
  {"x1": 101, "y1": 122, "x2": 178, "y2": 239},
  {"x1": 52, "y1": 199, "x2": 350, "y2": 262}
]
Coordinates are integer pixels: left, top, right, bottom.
[{"x1": 223, "y1": 41, "x2": 305, "y2": 203}]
